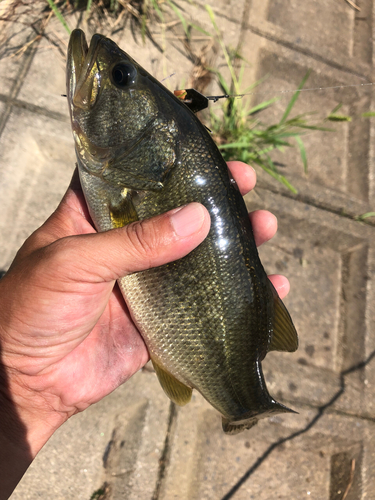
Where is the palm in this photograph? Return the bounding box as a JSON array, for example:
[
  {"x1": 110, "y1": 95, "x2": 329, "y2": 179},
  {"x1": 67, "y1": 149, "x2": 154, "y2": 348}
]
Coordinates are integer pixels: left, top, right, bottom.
[{"x1": 48, "y1": 285, "x2": 148, "y2": 412}]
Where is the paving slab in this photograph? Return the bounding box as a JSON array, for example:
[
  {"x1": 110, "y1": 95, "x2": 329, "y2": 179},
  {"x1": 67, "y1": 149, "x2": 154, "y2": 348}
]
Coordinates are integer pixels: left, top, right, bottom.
[
  {"x1": 246, "y1": 189, "x2": 375, "y2": 419},
  {"x1": 207, "y1": 0, "x2": 375, "y2": 218},
  {"x1": 266, "y1": 0, "x2": 357, "y2": 63},
  {"x1": 16, "y1": 33, "x2": 69, "y2": 118},
  {"x1": 245, "y1": 0, "x2": 371, "y2": 79},
  {"x1": 161, "y1": 392, "x2": 375, "y2": 499},
  {"x1": 10, "y1": 369, "x2": 170, "y2": 500},
  {"x1": 0, "y1": 17, "x2": 38, "y2": 99},
  {"x1": 0, "y1": 106, "x2": 74, "y2": 270}
]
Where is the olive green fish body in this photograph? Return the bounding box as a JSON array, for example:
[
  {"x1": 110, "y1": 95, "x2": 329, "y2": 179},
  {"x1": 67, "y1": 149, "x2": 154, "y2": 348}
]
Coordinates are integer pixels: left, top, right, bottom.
[{"x1": 67, "y1": 30, "x2": 298, "y2": 433}]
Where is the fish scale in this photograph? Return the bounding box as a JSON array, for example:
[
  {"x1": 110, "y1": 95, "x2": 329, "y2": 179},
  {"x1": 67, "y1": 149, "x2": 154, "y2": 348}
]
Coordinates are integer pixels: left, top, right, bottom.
[{"x1": 67, "y1": 29, "x2": 298, "y2": 433}]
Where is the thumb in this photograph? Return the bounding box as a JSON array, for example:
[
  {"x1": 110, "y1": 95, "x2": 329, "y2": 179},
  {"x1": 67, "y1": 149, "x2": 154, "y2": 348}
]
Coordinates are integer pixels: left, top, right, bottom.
[{"x1": 55, "y1": 203, "x2": 211, "y2": 283}]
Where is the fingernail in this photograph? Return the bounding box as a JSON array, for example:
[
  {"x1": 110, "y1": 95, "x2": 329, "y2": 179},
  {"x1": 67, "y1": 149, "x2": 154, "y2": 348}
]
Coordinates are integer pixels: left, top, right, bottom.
[{"x1": 170, "y1": 203, "x2": 206, "y2": 237}]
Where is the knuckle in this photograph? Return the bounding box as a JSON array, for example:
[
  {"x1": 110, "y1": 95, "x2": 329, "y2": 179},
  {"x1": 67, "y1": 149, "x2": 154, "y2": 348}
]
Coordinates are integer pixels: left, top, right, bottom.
[{"x1": 125, "y1": 220, "x2": 160, "y2": 262}]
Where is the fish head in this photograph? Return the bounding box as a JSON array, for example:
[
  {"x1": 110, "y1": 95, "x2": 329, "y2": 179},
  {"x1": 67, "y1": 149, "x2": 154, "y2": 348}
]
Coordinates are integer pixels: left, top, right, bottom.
[{"x1": 66, "y1": 29, "x2": 159, "y2": 174}]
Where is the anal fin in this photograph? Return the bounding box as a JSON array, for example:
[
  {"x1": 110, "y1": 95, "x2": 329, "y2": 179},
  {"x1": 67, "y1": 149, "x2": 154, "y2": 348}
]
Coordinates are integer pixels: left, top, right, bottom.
[
  {"x1": 268, "y1": 282, "x2": 298, "y2": 352},
  {"x1": 151, "y1": 358, "x2": 192, "y2": 406}
]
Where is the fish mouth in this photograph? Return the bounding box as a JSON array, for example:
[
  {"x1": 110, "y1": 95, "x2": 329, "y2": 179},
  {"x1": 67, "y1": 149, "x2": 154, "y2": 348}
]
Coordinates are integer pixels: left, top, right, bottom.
[{"x1": 67, "y1": 29, "x2": 105, "y2": 111}]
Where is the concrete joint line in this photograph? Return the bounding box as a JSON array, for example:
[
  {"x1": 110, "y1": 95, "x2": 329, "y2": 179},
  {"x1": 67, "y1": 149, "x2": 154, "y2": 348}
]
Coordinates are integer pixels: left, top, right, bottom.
[
  {"x1": 257, "y1": 183, "x2": 375, "y2": 230},
  {"x1": 244, "y1": 22, "x2": 371, "y2": 81},
  {"x1": 152, "y1": 402, "x2": 177, "y2": 500},
  {"x1": 234, "y1": 0, "x2": 252, "y2": 57},
  {"x1": 0, "y1": 93, "x2": 68, "y2": 123}
]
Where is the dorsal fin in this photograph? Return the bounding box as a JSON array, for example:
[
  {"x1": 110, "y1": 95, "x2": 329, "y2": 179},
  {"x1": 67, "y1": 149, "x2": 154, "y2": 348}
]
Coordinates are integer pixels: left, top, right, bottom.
[
  {"x1": 151, "y1": 358, "x2": 193, "y2": 406},
  {"x1": 268, "y1": 283, "x2": 298, "y2": 352}
]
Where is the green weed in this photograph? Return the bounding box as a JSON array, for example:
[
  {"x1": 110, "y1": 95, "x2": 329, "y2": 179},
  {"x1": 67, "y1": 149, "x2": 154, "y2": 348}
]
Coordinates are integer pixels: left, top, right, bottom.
[{"x1": 45, "y1": 0, "x2": 72, "y2": 34}]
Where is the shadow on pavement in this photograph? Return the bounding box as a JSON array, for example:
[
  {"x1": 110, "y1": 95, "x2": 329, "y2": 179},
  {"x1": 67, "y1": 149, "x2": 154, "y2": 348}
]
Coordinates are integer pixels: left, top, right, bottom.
[{"x1": 0, "y1": 340, "x2": 33, "y2": 497}]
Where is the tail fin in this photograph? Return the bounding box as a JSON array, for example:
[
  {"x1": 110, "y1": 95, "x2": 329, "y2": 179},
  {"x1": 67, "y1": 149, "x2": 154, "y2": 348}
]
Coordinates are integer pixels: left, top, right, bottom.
[
  {"x1": 222, "y1": 400, "x2": 297, "y2": 435},
  {"x1": 221, "y1": 357, "x2": 298, "y2": 435}
]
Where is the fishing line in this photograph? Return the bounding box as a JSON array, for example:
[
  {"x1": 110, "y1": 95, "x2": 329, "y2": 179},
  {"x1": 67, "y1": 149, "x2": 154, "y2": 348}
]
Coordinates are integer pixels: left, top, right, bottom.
[
  {"x1": 205, "y1": 82, "x2": 375, "y2": 102},
  {"x1": 60, "y1": 81, "x2": 374, "y2": 102},
  {"x1": 161, "y1": 72, "x2": 176, "y2": 82}
]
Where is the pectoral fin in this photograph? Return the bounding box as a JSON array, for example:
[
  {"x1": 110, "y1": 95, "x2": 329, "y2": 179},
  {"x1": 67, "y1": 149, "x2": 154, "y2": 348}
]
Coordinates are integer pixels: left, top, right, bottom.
[
  {"x1": 109, "y1": 188, "x2": 139, "y2": 228},
  {"x1": 268, "y1": 283, "x2": 298, "y2": 353},
  {"x1": 151, "y1": 359, "x2": 192, "y2": 406}
]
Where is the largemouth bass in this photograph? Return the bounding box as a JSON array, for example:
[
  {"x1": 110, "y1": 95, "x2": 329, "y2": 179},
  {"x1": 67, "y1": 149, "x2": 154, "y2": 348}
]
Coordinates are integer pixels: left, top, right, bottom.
[{"x1": 66, "y1": 30, "x2": 298, "y2": 434}]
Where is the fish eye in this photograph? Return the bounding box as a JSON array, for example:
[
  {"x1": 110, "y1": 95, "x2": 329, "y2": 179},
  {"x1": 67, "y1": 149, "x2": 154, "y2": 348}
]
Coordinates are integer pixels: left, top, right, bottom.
[{"x1": 111, "y1": 64, "x2": 136, "y2": 87}]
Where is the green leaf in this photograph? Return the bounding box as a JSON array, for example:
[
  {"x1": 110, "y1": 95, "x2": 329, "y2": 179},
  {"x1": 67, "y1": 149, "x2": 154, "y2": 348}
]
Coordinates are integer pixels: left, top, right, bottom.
[
  {"x1": 205, "y1": 4, "x2": 240, "y2": 94},
  {"x1": 329, "y1": 103, "x2": 343, "y2": 115},
  {"x1": 361, "y1": 112, "x2": 375, "y2": 118},
  {"x1": 45, "y1": 0, "x2": 71, "y2": 34},
  {"x1": 327, "y1": 114, "x2": 352, "y2": 122},
  {"x1": 219, "y1": 141, "x2": 251, "y2": 149},
  {"x1": 189, "y1": 23, "x2": 212, "y2": 36},
  {"x1": 166, "y1": 0, "x2": 188, "y2": 37},
  {"x1": 258, "y1": 162, "x2": 298, "y2": 194},
  {"x1": 276, "y1": 132, "x2": 304, "y2": 138},
  {"x1": 295, "y1": 135, "x2": 307, "y2": 173},
  {"x1": 280, "y1": 70, "x2": 311, "y2": 125},
  {"x1": 267, "y1": 138, "x2": 291, "y2": 147},
  {"x1": 247, "y1": 97, "x2": 279, "y2": 115},
  {"x1": 151, "y1": 0, "x2": 165, "y2": 22},
  {"x1": 208, "y1": 68, "x2": 231, "y2": 95},
  {"x1": 355, "y1": 212, "x2": 375, "y2": 221}
]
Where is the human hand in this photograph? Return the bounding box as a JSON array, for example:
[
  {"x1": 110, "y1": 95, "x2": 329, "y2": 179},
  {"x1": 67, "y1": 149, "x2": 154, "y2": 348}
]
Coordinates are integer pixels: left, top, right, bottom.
[{"x1": 0, "y1": 161, "x2": 288, "y2": 470}]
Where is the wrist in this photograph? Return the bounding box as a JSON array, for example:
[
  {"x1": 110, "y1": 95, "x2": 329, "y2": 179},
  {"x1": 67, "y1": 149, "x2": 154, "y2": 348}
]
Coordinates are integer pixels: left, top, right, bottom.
[{"x1": 0, "y1": 366, "x2": 68, "y2": 458}]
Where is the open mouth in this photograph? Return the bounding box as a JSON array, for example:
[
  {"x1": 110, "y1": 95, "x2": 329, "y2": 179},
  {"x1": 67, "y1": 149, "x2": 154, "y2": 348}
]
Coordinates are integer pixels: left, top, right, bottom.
[{"x1": 66, "y1": 29, "x2": 105, "y2": 108}]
